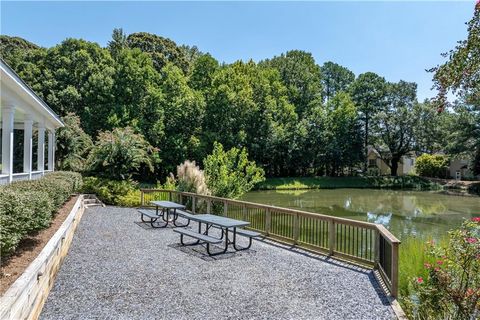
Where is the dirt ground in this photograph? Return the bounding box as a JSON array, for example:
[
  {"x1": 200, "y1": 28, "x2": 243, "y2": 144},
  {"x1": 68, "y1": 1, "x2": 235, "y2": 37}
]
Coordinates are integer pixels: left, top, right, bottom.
[{"x1": 0, "y1": 196, "x2": 79, "y2": 295}]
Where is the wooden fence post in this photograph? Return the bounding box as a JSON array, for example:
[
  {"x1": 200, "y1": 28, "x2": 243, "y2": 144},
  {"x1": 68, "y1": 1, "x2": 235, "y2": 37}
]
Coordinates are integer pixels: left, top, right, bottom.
[
  {"x1": 207, "y1": 200, "x2": 211, "y2": 214},
  {"x1": 140, "y1": 190, "x2": 144, "y2": 206},
  {"x1": 265, "y1": 209, "x2": 271, "y2": 235},
  {"x1": 293, "y1": 214, "x2": 299, "y2": 244},
  {"x1": 391, "y1": 242, "x2": 399, "y2": 298},
  {"x1": 192, "y1": 196, "x2": 196, "y2": 214},
  {"x1": 243, "y1": 204, "x2": 247, "y2": 221},
  {"x1": 328, "y1": 219, "x2": 336, "y2": 256},
  {"x1": 168, "y1": 192, "x2": 172, "y2": 202},
  {"x1": 223, "y1": 200, "x2": 228, "y2": 216},
  {"x1": 374, "y1": 230, "x2": 380, "y2": 268}
]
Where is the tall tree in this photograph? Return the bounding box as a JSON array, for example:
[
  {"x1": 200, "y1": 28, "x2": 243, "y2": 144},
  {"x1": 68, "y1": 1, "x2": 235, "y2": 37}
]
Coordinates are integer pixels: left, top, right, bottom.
[
  {"x1": 204, "y1": 60, "x2": 297, "y2": 176},
  {"x1": 260, "y1": 50, "x2": 322, "y2": 115},
  {"x1": 371, "y1": 81, "x2": 419, "y2": 176},
  {"x1": 158, "y1": 63, "x2": 206, "y2": 175},
  {"x1": 431, "y1": 3, "x2": 480, "y2": 175},
  {"x1": 107, "y1": 28, "x2": 127, "y2": 60},
  {"x1": 188, "y1": 53, "x2": 220, "y2": 91},
  {"x1": 126, "y1": 32, "x2": 189, "y2": 74},
  {"x1": 321, "y1": 61, "x2": 355, "y2": 101},
  {"x1": 350, "y1": 72, "x2": 387, "y2": 169},
  {"x1": 324, "y1": 92, "x2": 363, "y2": 175}
]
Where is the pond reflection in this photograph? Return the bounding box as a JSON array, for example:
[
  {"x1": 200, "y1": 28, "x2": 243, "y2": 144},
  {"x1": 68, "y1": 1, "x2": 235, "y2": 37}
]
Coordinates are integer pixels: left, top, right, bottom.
[{"x1": 242, "y1": 189, "x2": 480, "y2": 241}]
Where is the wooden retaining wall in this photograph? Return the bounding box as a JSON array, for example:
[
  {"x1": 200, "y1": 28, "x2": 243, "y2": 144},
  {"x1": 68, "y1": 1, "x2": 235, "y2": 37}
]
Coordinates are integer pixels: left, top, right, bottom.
[{"x1": 0, "y1": 195, "x2": 85, "y2": 320}]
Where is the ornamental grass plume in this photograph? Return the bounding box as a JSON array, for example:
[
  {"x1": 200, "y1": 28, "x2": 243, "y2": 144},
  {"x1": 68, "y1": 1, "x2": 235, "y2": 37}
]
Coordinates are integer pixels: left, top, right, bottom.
[{"x1": 176, "y1": 160, "x2": 210, "y2": 196}]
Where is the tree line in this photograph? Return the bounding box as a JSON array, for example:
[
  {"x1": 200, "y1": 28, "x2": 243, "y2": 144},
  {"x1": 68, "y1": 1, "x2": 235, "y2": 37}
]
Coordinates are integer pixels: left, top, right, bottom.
[{"x1": 0, "y1": 21, "x2": 478, "y2": 180}]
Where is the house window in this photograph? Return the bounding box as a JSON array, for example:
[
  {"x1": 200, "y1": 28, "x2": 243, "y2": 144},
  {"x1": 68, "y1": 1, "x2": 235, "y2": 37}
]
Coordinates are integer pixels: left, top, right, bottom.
[{"x1": 369, "y1": 159, "x2": 376, "y2": 167}]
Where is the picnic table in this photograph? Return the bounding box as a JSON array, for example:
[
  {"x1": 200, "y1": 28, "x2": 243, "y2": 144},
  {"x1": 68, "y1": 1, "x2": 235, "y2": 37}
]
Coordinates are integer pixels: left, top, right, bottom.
[
  {"x1": 138, "y1": 201, "x2": 188, "y2": 228},
  {"x1": 174, "y1": 214, "x2": 261, "y2": 255}
]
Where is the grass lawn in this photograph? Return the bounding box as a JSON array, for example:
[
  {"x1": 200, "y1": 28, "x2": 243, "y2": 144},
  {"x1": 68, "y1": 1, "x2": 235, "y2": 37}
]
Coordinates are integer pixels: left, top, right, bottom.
[{"x1": 256, "y1": 176, "x2": 441, "y2": 190}]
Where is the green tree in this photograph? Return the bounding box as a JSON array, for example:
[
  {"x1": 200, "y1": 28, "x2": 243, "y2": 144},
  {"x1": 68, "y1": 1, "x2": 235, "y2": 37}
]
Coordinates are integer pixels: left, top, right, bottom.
[
  {"x1": 370, "y1": 81, "x2": 419, "y2": 176},
  {"x1": 414, "y1": 100, "x2": 454, "y2": 154},
  {"x1": 126, "y1": 32, "x2": 189, "y2": 74},
  {"x1": 0, "y1": 35, "x2": 40, "y2": 69},
  {"x1": 204, "y1": 61, "x2": 297, "y2": 176},
  {"x1": 56, "y1": 113, "x2": 93, "y2": 172},
  {"x1": 261, "y1": 50, "x2": 322, "y2": 115},
  {"x1": 158, "y1": 63, "x2": 206, "y2": 175},
  {"x1": 87, "y1": 127, "x2": 158, "y2": 180},
  {"x1": 188, "y1": 53, "x2": 220, "y2": 91},
  {"x1": 431, "y1": 4, "x2": 480, "y2": 175},
  {"x1": 324, "y1": 92, "x2": 363, "y2": 175},
  {"x1": 107, "y1": 28, "x2": 127, "y2": 60},
  {"x1": 321, "y1": 61, "x2": 355, "y2": 101},
  {"x1": 350, "y1": 72, "x2": 388, "y2": 169},
  {"x1": 203, "y1": 142, "x2": 265, "y2": 198},
  {"x1": 38, "y1": 39, "x2": 116, "y2": 135}
]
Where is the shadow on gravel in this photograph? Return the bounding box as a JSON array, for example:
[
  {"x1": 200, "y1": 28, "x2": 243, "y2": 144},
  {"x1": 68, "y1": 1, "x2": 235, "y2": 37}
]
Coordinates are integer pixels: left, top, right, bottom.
[{"x1": 167, "y1": 243, "x2": 256, "y2": 261}]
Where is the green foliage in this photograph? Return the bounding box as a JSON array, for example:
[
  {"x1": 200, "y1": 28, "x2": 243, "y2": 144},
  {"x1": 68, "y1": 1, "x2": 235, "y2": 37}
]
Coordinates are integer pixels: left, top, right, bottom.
[
  {"x1": 256, "y1": 176, "x2": 439, "y2": 190},
  {"x1": 56, "y1": 113, "x2": 93, "y2": 171},
  {"x1": 87, "y1": 127, "x2": 158, "y2": 180},
  {"x1": 403, "y1": 218, "x2": 480, "y2": 319},
  {"x1": 126, "y1": 32, "x2": 189, "y2": 73},
  {"x1": 350, "y1": 72, "x2": 388, "y2": 163},
  {"x1": 204, "y1": 142, "x2": 265, "y2": 198},
  {"x1": 204, "y1": 60, "x2": 297, "y2": 176},
  {"x1": 261, "y1": 50, "x2": 322, "y2": 115},
  {"x1": 321, "y1": 61, "x2": 355, "y2": 101},
  {"x1": 157, "y1": 63, "x2": 206, "y2": 174},
  {"x1": 82, "y1": 176, "x2": 140, "y2": 206},
  {"x1": 0, "y1": 172, "x2": 82, "y2": 256},
  {"x1": 371, "y1": 81, "x2": 419, "y2": 176},
  {"x1": 431, "y1": 5, "x2": 480, "y2": 175},
  {"x1": 415, "y1": 154, "x2": 450, "y2": 178},
  {"x1": 3, "y1": 27, "x2": 476, "y2": 181}
]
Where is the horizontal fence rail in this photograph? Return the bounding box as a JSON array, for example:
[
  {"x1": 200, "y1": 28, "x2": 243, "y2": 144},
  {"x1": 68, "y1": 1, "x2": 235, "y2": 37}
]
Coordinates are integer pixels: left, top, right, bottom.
[{"x1": 140, "y1": 189, "x2": 401, "y2": 297}]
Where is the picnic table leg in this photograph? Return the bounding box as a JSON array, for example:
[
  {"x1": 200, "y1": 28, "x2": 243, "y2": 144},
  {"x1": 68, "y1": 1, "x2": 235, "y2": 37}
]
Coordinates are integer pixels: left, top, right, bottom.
[
  {"x1": 233, "y1": 227, "x2": 253, "y2": 251},
  {"x1": 207, "y1": 227, "x2": 229, "y2": 256}
]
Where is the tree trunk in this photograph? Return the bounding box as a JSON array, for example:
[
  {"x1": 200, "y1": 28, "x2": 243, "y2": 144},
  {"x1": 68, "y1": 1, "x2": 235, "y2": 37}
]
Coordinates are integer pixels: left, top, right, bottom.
[{"x1": 391, "y1": 157, "x2": 399, "y2": 176}]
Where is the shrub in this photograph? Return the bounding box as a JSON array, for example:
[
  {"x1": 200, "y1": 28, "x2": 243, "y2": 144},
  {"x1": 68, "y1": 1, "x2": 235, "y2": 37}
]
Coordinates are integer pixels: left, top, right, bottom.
[
  {"x1": 403, "y1": 218, "x2": 480, "y2": 319},
  {"x1": 203, "y1": 142, "x2": 265, "y2": 199},
  {"x1": 415, "y1": 154, "x2": 449, "y2": 178},
  {"x1": 86, "y1": 127, "x2": 158, "y2": 180},
  {"x1": 0, "y1": 171, "x2": 82, "y2": 257},
  {"x1": 82, "y1": 176, "x2": 140, "y2": 206}
]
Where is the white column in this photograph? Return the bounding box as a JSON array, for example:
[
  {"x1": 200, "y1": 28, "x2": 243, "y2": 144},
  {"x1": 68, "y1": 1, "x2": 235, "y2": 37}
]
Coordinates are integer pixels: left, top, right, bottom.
[
  {"x1": 37, "y1": 124, "x2": 45, "y2": 173},
  {"x1": 2, "y1": 105, "x2": 15, "y2": 183},
  {"x1": 23, "y1": 116, "x2": 33, "y2": 179},
  {"x1": 47, "y1": 130, "x2": 55, "y2": 171}
]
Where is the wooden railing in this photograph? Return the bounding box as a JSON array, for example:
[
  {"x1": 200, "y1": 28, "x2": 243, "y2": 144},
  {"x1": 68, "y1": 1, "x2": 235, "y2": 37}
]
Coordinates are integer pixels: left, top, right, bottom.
[{"x1": 140, "y1": 189, "x2": 401, "y2": 297}]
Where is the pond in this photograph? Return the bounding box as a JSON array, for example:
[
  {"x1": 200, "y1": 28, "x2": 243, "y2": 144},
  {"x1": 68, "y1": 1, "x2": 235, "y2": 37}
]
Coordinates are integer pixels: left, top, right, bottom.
[{"x1": 242, "y1": 189, "x2": 480, "y2": 242}]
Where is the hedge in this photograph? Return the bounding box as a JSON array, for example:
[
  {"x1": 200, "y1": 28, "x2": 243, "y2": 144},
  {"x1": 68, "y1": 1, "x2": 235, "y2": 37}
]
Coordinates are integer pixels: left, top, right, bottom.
[{"x1": 0, "y1": 171, "x2": 83, "y2": 257}]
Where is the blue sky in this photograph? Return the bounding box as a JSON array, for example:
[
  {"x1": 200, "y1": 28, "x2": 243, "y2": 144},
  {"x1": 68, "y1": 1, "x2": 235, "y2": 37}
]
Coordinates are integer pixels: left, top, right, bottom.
[{"x1": 0, "y1": 1, "x2": 476, "y2": 100}]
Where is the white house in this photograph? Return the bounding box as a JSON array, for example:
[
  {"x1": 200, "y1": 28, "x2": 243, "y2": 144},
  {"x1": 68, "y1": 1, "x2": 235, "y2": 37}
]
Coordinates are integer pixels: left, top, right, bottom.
[{"x1": 0, "y1": 59, "x2": 63, "y2": 185}]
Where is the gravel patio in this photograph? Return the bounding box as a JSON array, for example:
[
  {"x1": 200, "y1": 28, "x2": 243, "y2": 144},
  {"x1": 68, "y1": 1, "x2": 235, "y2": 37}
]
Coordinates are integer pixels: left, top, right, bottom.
[{"x1": 40, "y1": 206, "x2": 395, "y2": 320}]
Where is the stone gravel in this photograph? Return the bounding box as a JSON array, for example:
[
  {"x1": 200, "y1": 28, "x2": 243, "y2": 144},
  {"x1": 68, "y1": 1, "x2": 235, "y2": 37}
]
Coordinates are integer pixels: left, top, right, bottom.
[{"x1": 40, "y1": 206, "x2": 395, "y2": 320}]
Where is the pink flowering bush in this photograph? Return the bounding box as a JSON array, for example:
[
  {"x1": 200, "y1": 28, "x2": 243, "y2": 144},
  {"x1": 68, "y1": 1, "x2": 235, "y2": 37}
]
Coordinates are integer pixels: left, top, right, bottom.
[{"x1": 404, "y1": 218, "x2": 480, "y2": 319}]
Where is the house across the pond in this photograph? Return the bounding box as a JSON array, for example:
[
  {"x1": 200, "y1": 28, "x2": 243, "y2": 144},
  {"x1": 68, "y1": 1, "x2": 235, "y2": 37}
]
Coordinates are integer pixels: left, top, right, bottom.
[{"x1": 366, "y1": 147, "x2": 416, "y2": 176}]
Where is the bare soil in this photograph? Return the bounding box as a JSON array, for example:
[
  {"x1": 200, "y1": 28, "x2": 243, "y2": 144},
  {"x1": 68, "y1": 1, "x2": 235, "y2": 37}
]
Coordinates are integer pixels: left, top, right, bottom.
[{"x1": 0, "y1": 196, "x2": 79, "y2": 295}]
